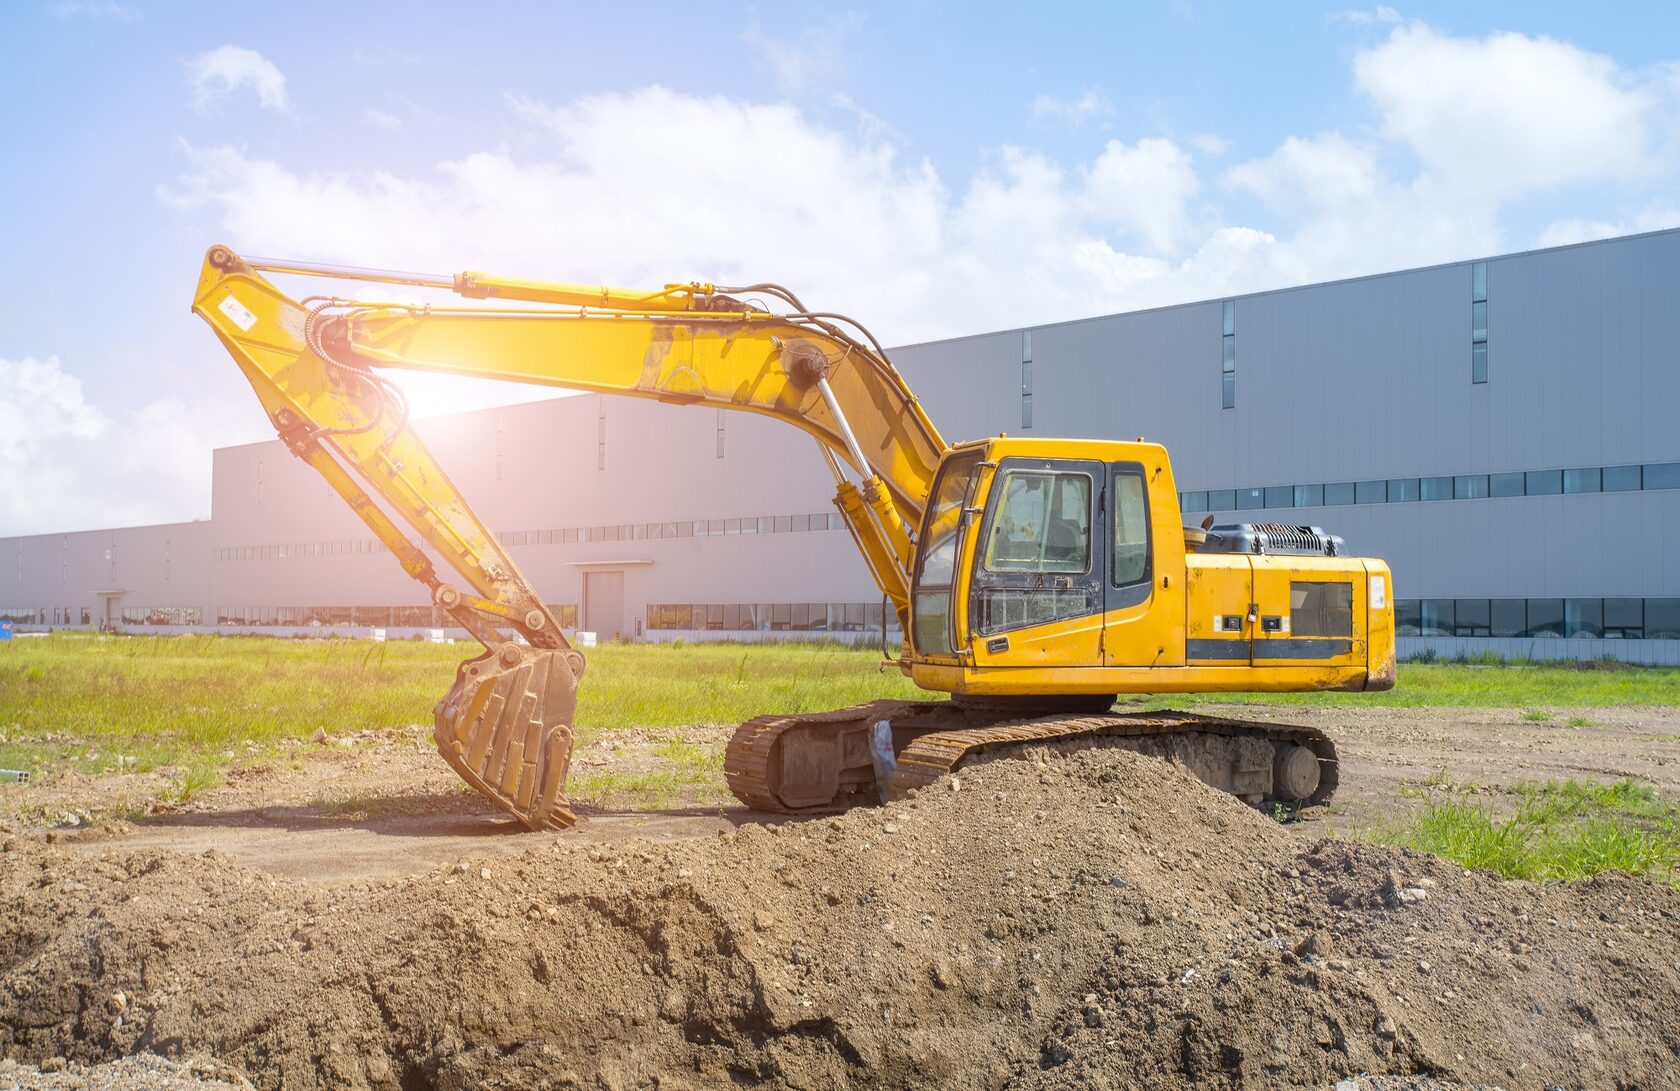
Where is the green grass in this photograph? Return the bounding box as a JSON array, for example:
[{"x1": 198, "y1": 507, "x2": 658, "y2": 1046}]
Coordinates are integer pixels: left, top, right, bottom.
[
  {"x1": 3, "y1": 633, "x2": 1678, "y2": 780},
  {"x1": 1357, "y1": 778, "x2": 1680, "y2": 883}
]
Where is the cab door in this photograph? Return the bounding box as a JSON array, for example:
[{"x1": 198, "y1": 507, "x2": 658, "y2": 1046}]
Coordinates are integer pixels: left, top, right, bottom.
[
  {"x1": 1102, "y1": 460, "x2": 1182, "y2": 666},
  {"x1": 966, "y1": 457, "x2": 1105, "y2": 669}
]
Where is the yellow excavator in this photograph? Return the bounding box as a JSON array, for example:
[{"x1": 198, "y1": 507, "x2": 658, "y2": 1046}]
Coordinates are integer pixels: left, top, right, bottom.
[{"x1": 192, "y1": 246, "x2": 1395, "y2": 830}]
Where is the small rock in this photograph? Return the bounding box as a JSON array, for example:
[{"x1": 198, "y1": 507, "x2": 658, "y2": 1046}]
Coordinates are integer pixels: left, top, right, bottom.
[
  {"x1": 1084, "y1": 1005, "x2": 1104, "y2": 1027},
  {"x1": 1417, "y1": 960, "x2": 1432, "y2": 974},
  {"x1": 1376, "y1": 1016, "x2": 1397, "y2": 1038},
  {"x1": 311, "y1": 728, "x2": 329, "y2": 744},
  {"x1": 753, "y1": 910, "x2": 775, "y2": 932},
  {"x1": 948, "y1": 777, "x2": 962, "y2": 792},
  {"x1": 1399, "y1": 887, "x2": 1430, "y2": 903},
  {"x1": 479, "y1": 867, "x2": 492, "y2": 880},
  {"x1": 883, "y1": 823, "x2": 900, "y2": 835},
  {"x1": 40, "y1": 1058, "x2": 66, "y2": 1073},
  {"x1": 1041, "y1": 1038, "x2": 1074, "y2": 1066},
  {"x1": 931, "y1": 962, "x2": 954, "y2": 989},
  {"x1": 108, "y1": 990, "x2": 128, "y2": 1013},
  {"x1": 1295, "y1": 930, "x2": 1333, "y2": 960},
  {"x1": 453, "y1": 861, "x2": 469, "y2": 874}
]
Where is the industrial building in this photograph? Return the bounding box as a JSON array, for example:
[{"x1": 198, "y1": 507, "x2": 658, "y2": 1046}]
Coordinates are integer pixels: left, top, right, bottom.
[{"x1": 5, "y1": 227, "x2": 1679, "y2": 662}]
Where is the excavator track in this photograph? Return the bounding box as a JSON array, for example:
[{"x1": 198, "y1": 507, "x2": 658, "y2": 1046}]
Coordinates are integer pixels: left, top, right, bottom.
[{"x1": 724, "y1": 703, "x2": 1338, "y2": 814}]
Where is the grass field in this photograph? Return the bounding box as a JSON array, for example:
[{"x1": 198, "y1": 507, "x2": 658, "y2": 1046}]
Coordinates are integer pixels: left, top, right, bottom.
[
  {"x1": 3, "y1": 632, "x2": 1679, "y2": 775},
  {"x1": 1356, "y1": 778, "x2": 1680, "y2": 884}
]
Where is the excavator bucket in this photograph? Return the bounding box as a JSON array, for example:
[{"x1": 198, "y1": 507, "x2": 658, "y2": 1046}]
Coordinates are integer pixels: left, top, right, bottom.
[{"x1": 432, "y1": 644, "x2": 585, "y2": 830}]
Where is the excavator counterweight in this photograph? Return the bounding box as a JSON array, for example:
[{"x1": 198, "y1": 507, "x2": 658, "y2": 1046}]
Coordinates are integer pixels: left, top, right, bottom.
[{"x1": 192, "y1": 245, "x2": 1394, "y2": 830}]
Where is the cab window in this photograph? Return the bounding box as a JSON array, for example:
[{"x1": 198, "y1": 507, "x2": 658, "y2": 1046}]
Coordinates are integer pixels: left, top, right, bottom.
[
  {"x1": 1112, "y1": 470, "x2": 1149, "y2": 585},
  {"x1": 982, "y1": 471, "x2": 1091, "y2": 574}
]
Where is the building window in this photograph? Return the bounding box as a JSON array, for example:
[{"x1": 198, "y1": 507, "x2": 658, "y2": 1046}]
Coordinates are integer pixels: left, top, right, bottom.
[
  {"x1": 1604, "y1": 465, "x2": 1642, "y2": 491},
  {"x1": 1644, "y1": 463, "x2": 1680, "y2": 490},
  {"x1": 1524, "y1": 598, "x2": 1564, "y2": 638},
  {"x1": 1490, "y1": 599, "x2": 1526, "y2": 637},
  {"x1": 1021, "y1": 332, "x2": 1033, "y2": 430},
  {"x1": 1207, "y1": 489, "x2": 1235, "y2": 511},
  {"x1": 1420, "y1": 476, "x2": 1453, "y2": 501},
  {"x1": 1324, "y1": 482, "x2": 1355, "y2": 506},
  {"x1": 1294, "y1": 483, "x2": 1324, "y2": 507},
  {"x1": 1355, "y1": 480, "x2": 1386, "y2": 504},
  {"x1": 1564, "y1": 599, "x2": 1603, "y2": 638},
  {"x1": 1604, "y1": 598, "x2": 1643, "y2": 639},
  {"x1": 597, "y1": 403, "x2": 606, "y2": 471},
  {"x1": 1220, "y1": 300, "x2": 1236, "y2": 409},
  {"x1": 1420, "y1": 599, "x2": 1454, "y2": 637},
  {"x1": 1649, "y1": 599, "x2": 1680, "y2": 639},
  {"x1": 1489, "y1": 472, "x2": 1524, "y2": 498},
  {"x1": 716, "y1": 410, "x2": 725, "y2": 459},
  {"x1": 1235, "y1": 487, "x2": 1264, "y2": 510},
  {"x1": 1453, "y1": 599, "x2": 1491, "y2": 637},
  {"x1": 1387, "y1": 478, "x2": 1419, "y2": 502},
  {"x1": 1454, "y1": 474, "x2": 1489, "y2": 499},
  {"x1": 1394, "y1": 600, "x2": 1421, "y2": 636},
  {"x1": 1470, "y1": 261, "x2": 1488, "y2": 384},
  {"x1": 1562, "y1": 468, "x2": 1600, "y2": 494},
  {"x1": 1180, "y1": 491, "x2": 1208, "y2": 513},
  {"x1": 1264, "y1": 485, "x2": 1292, "y2": 508},
  {"x1": 1524, "y1": 469, "x2": 1562, "y2": 496}
]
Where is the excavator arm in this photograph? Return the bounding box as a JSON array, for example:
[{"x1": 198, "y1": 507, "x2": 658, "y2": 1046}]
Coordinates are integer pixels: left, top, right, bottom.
[{"x1": 191, "y1": 245, "x2": 946, "y2": 829}]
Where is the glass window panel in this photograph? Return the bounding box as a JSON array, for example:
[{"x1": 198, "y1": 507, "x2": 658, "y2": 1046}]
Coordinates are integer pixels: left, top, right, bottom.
[
  {"x1": 1387, "y1": 478, "x2": 1419, "y2": 502},
  {"x1": 1324, "y1": 482, "x2": 1355, "y2": 506},
  {"x1": 1181, "y1": 491, "x2": 1207, "y2": 514},
  {"x1": 1471, "y1": 261, "x2": 1487, "y2": 301},
  {"x1": 1207, "y1": 489, "x2": 1235, "y2": 511},
  {"x1": 1022, "y1": 330, "x2": 1032, "y2": 362},
  {"x1": 1021, "y1": 393, "x2": 1033, "y2": 430},
  {"x1": 758, "y1": 516, "x2": 775, "y2": 534},
  {"x1": 1420, "y1": 476, "x2": 1453, "y2": 501},
  {"x1": 1525, "y1": 470, "x2": 1562, "y2": 496},
  {"x1": 708, "y1": 519, "x2": 725, "y2": 536},
  {"x1": 1236, "y1": 487, "x2": 1264, "y2": 510},
  {"x1": 1601, "y1": 465, "x2": 1639, "y2": 491},
  {"x1": 1604, "y1": 598, "x2": 1643, "y2": 638},
  {"x1": 1355, "y1": 480, "x2": 1386, "y2": 504},
  {"x1": 1420, "y1": 599, "x2": 1454, "y2": 637},
  {"x1": 1472, "y1": 342, "x2": 1488, "y2": 384},
  {"x1": 1454, "y1": 474, "x2": 1489, "y2": 499},
  {"x1": 774, "y1": 515, "x2": 792, "y2": 533},
  {"x1": 1454, "y1": 599, "x2": 1491, "y2": 637},
  {"x1": 983, "y1": 471, "x2": 1092, "y2": 574},
  {"x1": 1562, "y1": 468, "x2": 1600, "y2": 494},
  {"x1": 676, "y1": 521, "x2": 694, "y2": 537},
  {"x1": 1647, "y1": 599, "x2": 1680, "y2": 639},
  {"x1": 790, "y1": 603, "x2": 810, "y2": 630},
  {"x1": 1264, "y1": 485, "x2": 1293, "y2": 508},
  {"x1": 1221, "y1": 336, "x2": 1235, "y2": 372},
  {"x1": 1394, "y1": 600, "x2": 1421, "y2": 637},
  {"x1": 1564, "y1": 599, "x2": 1602, "y2": 638},
  {"x1": 1294, "y1": 484, "x2": 1324, "y2": 507},
  {"x1": 1221, "y1": 371, "x2": 1235, "y2": 409},
  {"x1": 1643, "y1": 463, "x2": 1680, "y2": 490},
  {"x1": 1021, "y1": 359, "x2": 1032, "y2": 395},
  {"x1": 1112, "y1": 472, "x2": 1150, "y2": 586},
  {"x1": 1489, "y1": 472, "x2": 1525, "y2": 498},
  {"x1": 792, "y1": 514, "x2": 811, "y2": 532},
  {"x1": 1490, "y1": 599, "x2": 1526, "y2": 637},
  {"x1": 1471, "y1": 300, "x2": 1488, "y2": 342},
  {"x1": 1524, "y1": 598, "x2": 1564, "y2": 638},
  {"x1": 1222, "y1": 300, "x2": 1235, "y2": 336}
]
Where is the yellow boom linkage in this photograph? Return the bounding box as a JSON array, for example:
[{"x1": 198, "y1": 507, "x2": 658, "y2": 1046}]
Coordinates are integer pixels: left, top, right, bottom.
[{"x1": 191, "y1": 246, "x2": 944, "y2": 829}]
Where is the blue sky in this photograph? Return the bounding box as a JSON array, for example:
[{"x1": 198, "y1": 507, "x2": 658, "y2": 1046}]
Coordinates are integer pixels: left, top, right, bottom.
[{"x1": 3, "y1": 1, "x2": 1679, "y2": 534}]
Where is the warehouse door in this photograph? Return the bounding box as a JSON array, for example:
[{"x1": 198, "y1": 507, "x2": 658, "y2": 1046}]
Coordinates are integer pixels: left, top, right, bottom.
[{"x1": 584, "y1": 571, "x2": 625, "y2": 641}]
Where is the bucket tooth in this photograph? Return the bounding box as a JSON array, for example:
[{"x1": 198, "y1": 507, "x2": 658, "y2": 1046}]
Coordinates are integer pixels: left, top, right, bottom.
[{"x1": 434, "y1": 646, "x2": 580, "y2": 830}]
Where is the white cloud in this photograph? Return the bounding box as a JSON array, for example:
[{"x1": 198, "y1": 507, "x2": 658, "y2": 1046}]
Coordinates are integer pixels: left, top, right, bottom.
[
  {"x1": 1189, "y1": 133, "x2": 1230, "y2": 158},
  {"x1": 1537, "y1": 205, "x2": 1680, "y2": 247},
  {"x1": 1030, "y1": 90, "x2": 1111, "y2": 126},
  {"x1": 1354, "y1": 25, "x2": 1657, "y2": 198},
  {"x1": 1225, "y1": 133, "x2": 1382, "y2": 210},
  {"x1": 49, "y1": 1, "x2": 138, "y2": 19},
  {"x1": 186, "y1": 45, "x2": 289, "y2": 114},
  {"x1": 1082, "y1": 137, "x2": 1200, "y2": 252},
  {"x1": 740, "y1": 13, "x2": 863, "y2": 95},
  {"x1": 1330, "y1": 6, "x2": 1401, "y2": 26},
  {"x1": 0, "y1": 356, "x2": 233, "y2": 534},
  {"x1": 363, "y1": 107, "x2": 401, "y2": 131}
]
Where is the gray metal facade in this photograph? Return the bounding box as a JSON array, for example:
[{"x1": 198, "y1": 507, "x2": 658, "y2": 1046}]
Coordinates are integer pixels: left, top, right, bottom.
[{"x1": 5, "y1": 227, "x2": 1678, "y2": 660}]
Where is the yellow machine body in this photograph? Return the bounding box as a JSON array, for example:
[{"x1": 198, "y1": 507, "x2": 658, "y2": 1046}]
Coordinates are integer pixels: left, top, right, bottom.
[{"x1": 190, "y1": 246, "x2": 1394, "y2": 829}]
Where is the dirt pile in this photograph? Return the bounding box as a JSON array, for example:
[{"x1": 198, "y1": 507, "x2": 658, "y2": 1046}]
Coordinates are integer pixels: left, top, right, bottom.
[{"x1": 3, "y1": 740, "x2": 1678, "y2": 1090}]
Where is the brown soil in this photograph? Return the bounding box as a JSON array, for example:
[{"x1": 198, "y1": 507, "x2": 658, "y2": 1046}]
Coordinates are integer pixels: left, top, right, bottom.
[{"x1": 4, "y1": 727, "x2": 1679, "y2": 1090}]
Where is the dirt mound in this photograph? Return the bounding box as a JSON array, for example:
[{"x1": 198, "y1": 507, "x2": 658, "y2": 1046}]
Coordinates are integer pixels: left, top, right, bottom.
[{"x1": 3, "y1": 741, "x2": 1678, "y2": 1090}]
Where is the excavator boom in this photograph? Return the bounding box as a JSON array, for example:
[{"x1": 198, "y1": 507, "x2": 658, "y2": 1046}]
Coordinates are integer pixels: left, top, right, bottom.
[{"x1": 191, "y1": 245, "x2": 945, "y2": 829}]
